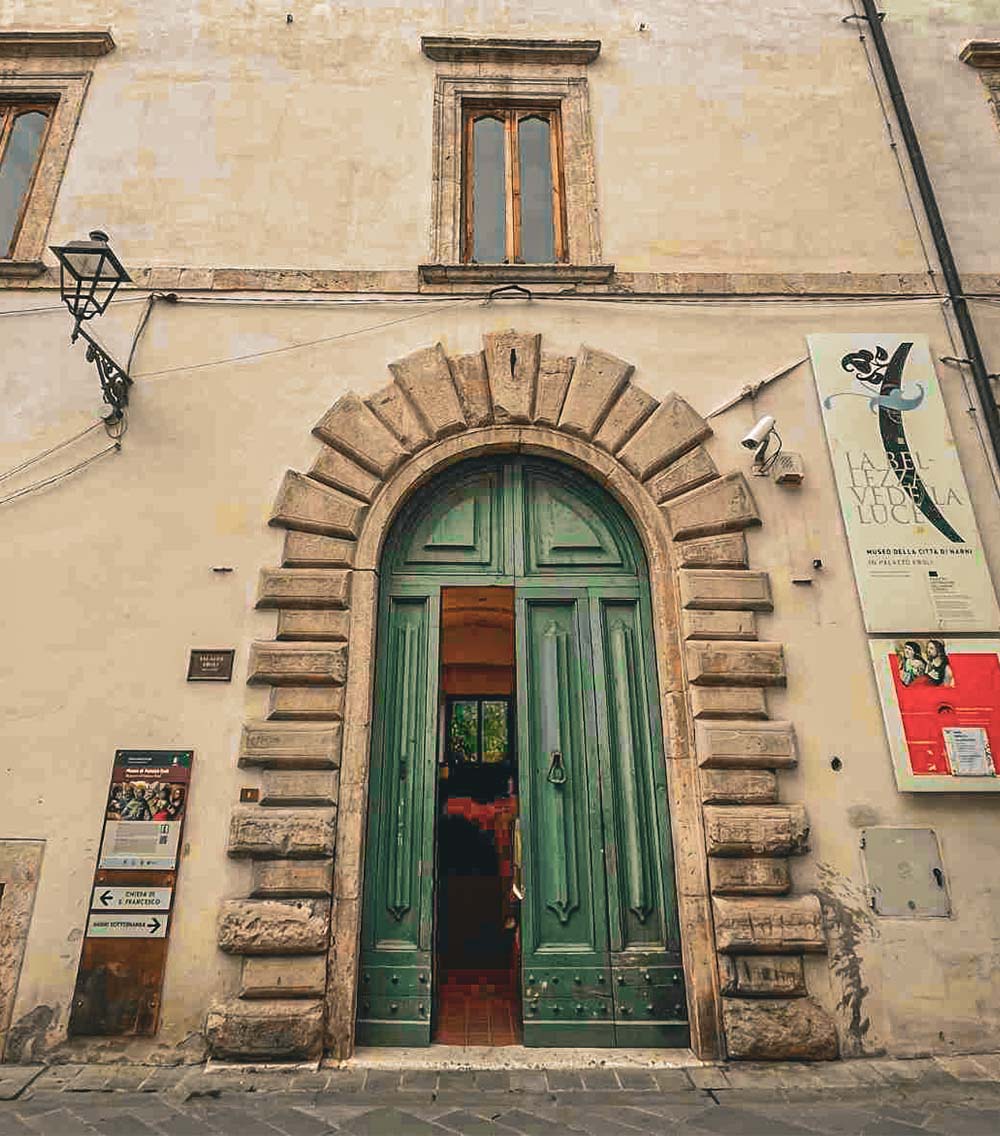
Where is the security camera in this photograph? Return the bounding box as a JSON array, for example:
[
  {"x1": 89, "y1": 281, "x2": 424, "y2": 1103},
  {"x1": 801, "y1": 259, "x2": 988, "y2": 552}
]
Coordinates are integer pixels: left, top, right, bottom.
[{"x1": 741, "y1": 415, "x2": 776, "y2": 450}]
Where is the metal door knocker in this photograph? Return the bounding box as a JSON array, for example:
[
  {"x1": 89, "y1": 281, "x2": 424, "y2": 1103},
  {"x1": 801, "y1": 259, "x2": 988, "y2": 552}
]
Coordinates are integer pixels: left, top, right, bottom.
[{"x1": 547, "y1": 750, "x2": 567, "y2": 784}]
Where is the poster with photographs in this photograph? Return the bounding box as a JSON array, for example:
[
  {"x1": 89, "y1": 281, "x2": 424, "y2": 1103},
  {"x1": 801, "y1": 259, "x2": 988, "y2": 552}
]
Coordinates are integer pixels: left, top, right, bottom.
[
  {"x1": 809, "y1": 334, "x2": 1000, "y2": 633},
  {"x1": 869, "y1": 639, "x2": 1000, "y2": 791},
  {"x1": 98, "y1": 750, "x2": 192, "y2": 870}
]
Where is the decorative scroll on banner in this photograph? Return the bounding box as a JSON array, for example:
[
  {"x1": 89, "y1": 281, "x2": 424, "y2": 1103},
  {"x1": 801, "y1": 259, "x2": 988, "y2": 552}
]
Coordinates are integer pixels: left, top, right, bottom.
[{"x1": 808, "y1": 333, "x2": 1000, "y2": 634}]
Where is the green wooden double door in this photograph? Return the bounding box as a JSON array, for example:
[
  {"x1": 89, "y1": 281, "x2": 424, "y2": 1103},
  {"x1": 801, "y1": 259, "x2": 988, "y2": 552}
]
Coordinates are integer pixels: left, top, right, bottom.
[{"x1": 357, "y1": 457, "x2": 689, "y2": 1047}]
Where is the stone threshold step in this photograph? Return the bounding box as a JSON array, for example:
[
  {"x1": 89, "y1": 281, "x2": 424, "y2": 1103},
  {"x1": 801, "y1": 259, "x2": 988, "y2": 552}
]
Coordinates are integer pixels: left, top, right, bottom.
[{"x1": 338, "y1": 1045, "x2": 704, "y2": 1070}]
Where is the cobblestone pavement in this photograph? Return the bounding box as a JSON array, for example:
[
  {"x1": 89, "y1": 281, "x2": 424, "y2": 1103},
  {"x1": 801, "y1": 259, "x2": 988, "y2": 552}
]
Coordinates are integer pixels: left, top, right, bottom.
[{"x1": 4, "y1": 1055, "x2": 1000, "y2": 1134}]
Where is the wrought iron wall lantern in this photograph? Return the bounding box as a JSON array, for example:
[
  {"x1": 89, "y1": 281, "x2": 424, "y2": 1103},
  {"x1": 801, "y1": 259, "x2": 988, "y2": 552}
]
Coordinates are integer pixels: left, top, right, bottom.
[{"x1": 49, "y1": 230, "x2": 133, "y2": 422}]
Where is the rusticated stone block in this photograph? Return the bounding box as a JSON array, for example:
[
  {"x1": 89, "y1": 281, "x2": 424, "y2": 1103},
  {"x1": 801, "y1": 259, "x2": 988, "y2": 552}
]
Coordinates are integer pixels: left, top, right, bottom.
[
  {"x1": 282, "y1": 531, "x2": 356, "y2": 568},
  {"x1": 646, "y1": 447, "x2": 719, "y2": 503},
  {"x1": 713, "y1": 895, "x2": 827, "y2": 954},
  {"x1": 558, "y1": 346, "x2": 634, "y2": 439},
  {"x1": 277, "y1": 610, "x2": 351, "y2": 641},
  {"x1": 267, "y1": 686, "x2": 345, "y2": 721},
  {"x1": 691, "y1": 687, "x2": 768, "y2": 720},
  {"x1": 227, "y1": 807, "x2": 335, "y2": 858},
  {"x1": 257, "y1": 569, "x2": 351, "y2": 610},
  {"x1": 684, "y1": 610, "x2": 757, "y2": 641},
  {"x1": 676, "y1": 533, "x2": 748, "y2": 569},
  {"x1": 679, "y1": 570, "x2": 773, "y2": 611},
  {"x1": 240, "y1": 722, "x2": 342, "y2": 768},
  {"x1": 270, "y1": 472, "x2": 367, "y2": 539},
  {"x1": 532, "y1": 354, "x2": 574, "y2": 426},
  {"x1": 240, "y1": 956, "x2": 327, "y2": 1000},
  {"x1": 720, "y1": 955, "x2": 806, "y2": 998},
  {"x1": 389, "y1": 343, "x2": 466, "y2": 438},
  {"x1": 483, "y1": 330, "x2": 540, "y2": 423},
  {"x1": 696, "y1": 720, "x2": 797, "y2": 769},
  {"x1": 618, "y1": 393, "x2": 712, "y2": 480},
  {"x1": 704, "y1": 805, "x2": 809, "y2": 857},
  {"x1": 217, "y1": 898, "x2": 330, "y2": 955},
  {"x1": 700, "y1": 769, "x2": 778, "y2": 804},
  {"x1": 366, "y1": 381, "x2": 429, "y2": 452},
  {"x1": 247, "y1": 642, "x2": 348, "y2": 686},
  {"x1": 711, "y1": 858, "x2": 791, "y2": 896},
  {"x1": 206, "y1": 998, "x2": 324, "y2": 1060},
  {"x1": 260, "y1": 770, "x2": 339, "y2": 807},
  {"x1": 251, "y1": 858, "x2": 333, "y2": 898},
  {"x1": 309, "y1": 447, "x2": 382, "y2": 501},
  {"x1": 663, "y1": 472, "x2": 760, "y2": 540},
  {"x1": 686, "y1": 641, "x2": 786, "y2": 687},
  {"x1": 722, "y1": 997, "x2": 838, "y2": 1061},
  {"x1": 313, "y1": 393, "x2": 407, "y2": 477},
  {"x1": 594, "y1": 383, "x2": 658, "y2": 453},
  {"x1": 449, "y1": 352, "x2": 492, "y2": 427}
]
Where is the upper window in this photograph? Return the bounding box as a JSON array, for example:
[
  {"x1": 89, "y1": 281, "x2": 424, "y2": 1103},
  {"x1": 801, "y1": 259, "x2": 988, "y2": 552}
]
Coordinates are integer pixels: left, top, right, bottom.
[
  {"x1": 421, "y1": 39, "x2": 609, "y2": 282},
  {"x1": 463, "y1": 105, "x2": 566, "y2": 265},
  {"x1": 0, "y1": 102, "x2": 54, "y2": 258}
]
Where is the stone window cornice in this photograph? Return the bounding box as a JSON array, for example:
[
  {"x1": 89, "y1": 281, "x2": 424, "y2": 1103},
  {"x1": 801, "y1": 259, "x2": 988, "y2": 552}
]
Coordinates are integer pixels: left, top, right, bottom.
[{"x1": 421, "y1": 36, "x2": 600, "y2": 66}]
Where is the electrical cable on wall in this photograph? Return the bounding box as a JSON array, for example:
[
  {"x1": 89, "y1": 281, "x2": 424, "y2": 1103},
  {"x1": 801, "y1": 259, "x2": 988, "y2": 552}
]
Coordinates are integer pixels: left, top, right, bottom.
[{"x1": 0, "y1": 291, "x2": 157, "y2": 508}]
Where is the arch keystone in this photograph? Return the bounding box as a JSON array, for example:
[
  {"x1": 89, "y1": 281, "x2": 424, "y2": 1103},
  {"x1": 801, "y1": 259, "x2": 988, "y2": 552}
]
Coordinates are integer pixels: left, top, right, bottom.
[{"x1": 483, "y1": 330, "x2": 541, "y2": 422}]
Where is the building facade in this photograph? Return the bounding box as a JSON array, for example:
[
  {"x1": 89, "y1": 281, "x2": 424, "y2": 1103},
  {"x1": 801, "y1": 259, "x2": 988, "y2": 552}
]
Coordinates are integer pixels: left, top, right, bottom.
[{"x1": 3, "y1": 0, "x2": 1000, "y2": 1066}]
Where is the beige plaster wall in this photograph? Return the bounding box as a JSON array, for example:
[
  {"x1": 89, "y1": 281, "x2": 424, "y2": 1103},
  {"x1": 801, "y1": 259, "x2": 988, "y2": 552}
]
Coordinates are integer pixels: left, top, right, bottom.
[
  {"x1": 881, "y1": 0, "x2": 1000, "y2": 273},
  {"x1": 5, "y1": 0, "x2": 983, "y2": 274},
  {"x1": 3, "y1": 293, "x2": 1000, "y2": 1059}
]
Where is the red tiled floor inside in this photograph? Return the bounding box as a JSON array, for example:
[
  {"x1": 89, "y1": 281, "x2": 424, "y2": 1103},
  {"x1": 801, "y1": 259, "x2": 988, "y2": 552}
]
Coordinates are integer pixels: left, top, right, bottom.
[{"x1": 435, "y1": 969, "x2": 521, "y2": 1046}]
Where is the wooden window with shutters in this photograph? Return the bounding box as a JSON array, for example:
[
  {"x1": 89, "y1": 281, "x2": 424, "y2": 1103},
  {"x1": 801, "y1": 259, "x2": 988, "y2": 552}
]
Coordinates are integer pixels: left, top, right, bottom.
[
  {"x1": 461, "y1": 104, "x2": 567, "y2": 265},
  {"x1": 0, "y1": 101, "x2": 55, "y2": 260}
]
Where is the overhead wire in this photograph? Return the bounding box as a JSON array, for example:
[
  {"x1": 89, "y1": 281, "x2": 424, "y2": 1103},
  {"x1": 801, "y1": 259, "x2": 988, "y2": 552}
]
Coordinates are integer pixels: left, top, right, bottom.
[{"x1": 0, "y1": 290, "x2": 159, "y2": 507}]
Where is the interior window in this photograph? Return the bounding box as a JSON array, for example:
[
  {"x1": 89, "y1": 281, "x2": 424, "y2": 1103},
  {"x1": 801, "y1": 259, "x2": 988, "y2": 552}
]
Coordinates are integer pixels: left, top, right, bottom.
[
  {"x1": 446, "y1": 696, "x2": 511, "y2": 766},
  {"x1": 0, "y1": 105, "x2": 52, "y2": 257},
  {"x1": 463, "y1": 105, "x2": 565, "y2": 265}
]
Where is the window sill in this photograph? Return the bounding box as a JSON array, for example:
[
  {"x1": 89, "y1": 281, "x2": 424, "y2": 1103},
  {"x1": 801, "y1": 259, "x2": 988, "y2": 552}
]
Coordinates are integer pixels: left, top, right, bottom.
[
  {"x1": 0, "y1": 259, "x2": 47, "y2": 279},
  {"x1": 419, "y1": 263, "x2": 614, "y2": 285}
]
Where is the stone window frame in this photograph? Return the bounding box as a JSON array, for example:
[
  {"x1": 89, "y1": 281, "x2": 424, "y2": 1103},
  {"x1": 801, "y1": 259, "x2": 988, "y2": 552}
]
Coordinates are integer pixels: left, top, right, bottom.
[
  {"x1": 0, "y1": 35, "x2": 110, "y2": 278},
  {"x1": 960, "y1": 41, "x2": 1000, "y2": 137},
  {"x1": 422, "y1": 69, "x2": 610, "y2": 284}
]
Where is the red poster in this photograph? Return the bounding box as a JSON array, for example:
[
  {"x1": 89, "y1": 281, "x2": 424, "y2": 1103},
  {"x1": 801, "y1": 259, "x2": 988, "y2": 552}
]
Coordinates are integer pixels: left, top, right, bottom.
[{"x1": 885, "y1": 641, "x2": 1000, "y2": 777}]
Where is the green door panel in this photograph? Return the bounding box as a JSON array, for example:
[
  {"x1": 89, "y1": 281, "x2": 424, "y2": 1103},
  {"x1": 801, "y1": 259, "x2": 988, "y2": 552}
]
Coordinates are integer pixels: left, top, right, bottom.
[
  {"x1": 516, "y1": 593, "x2": 614, "y2": 1046},
  {"x1": 590, "y1": 596, "x2": 690, "y2": 1046},
  {"x1": 357, "y1": 594, "x2": 439, "y2": 1046},
  {"x1": 519, "y1": 464, "x2": 635, "y2": 576},
  {"x1": 386, "y1": 465, "x2": 513, "y2": 578},
  {"x1": 358, "y1": 457, "x2": 689, "y2": 1049}
]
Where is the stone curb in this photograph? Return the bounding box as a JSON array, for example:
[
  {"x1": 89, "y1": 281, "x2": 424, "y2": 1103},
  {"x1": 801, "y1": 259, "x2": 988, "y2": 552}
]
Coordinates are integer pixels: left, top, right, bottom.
[{"x1": 4, "y1": 1052, "x2": 1000, "y2": 1101}]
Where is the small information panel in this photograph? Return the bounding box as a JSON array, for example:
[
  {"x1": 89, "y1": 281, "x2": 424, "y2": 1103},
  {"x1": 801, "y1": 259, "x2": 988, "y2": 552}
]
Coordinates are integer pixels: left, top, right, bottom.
[
  {"x1": 69, "y1": 750, "x2": 192, "y2": 1038},
  {"x1": 869, "y1": 640, "x2": 1000, "y2": 791},
  {"x1": 187, "y1": 649, "x2": 235, "y2": 682}
]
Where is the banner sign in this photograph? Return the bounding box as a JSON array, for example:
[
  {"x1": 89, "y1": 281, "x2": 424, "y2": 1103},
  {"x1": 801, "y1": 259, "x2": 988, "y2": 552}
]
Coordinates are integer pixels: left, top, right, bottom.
[
  {"x1": 808, "y1": 334, "x2": 1000, "y2": 634},
  {"x1": 98, "y1": 751, "x2": 190, "y2": 870},
  {"x1": 869, "y1": 638, "x2": 1000, "y2": 791},
  {"x1": 86, "y1": 913, "x2": 168, "y2": 939},
  {"x1": 69, "y1": 750, "x2": 192, "y2": 1037}
]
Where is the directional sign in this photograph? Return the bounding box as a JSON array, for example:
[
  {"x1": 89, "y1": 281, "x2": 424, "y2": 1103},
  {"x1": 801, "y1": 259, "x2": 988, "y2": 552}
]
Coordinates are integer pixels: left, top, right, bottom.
[
  {"x1": 86, "y1": 913, "x2": 168, "y2": 939},
  {"x1": 90, "y1": 886, "x2": 172, "y2": 912}
]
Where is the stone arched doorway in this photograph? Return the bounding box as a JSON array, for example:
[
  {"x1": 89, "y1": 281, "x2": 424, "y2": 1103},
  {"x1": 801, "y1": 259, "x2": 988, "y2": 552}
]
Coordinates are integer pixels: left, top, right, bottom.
[
  {"x1": 358, "y1": 454, "x2": 688, "y2": 1048},
  {"x1": 207, "y1": 331, "x2": 838, "y2": 1065}
]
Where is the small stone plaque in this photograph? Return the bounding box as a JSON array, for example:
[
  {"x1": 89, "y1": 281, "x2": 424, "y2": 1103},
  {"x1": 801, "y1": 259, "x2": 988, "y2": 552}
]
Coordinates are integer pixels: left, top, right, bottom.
[{"x1": 187, "y1": 648, "x2": 235, "y2": 682}]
